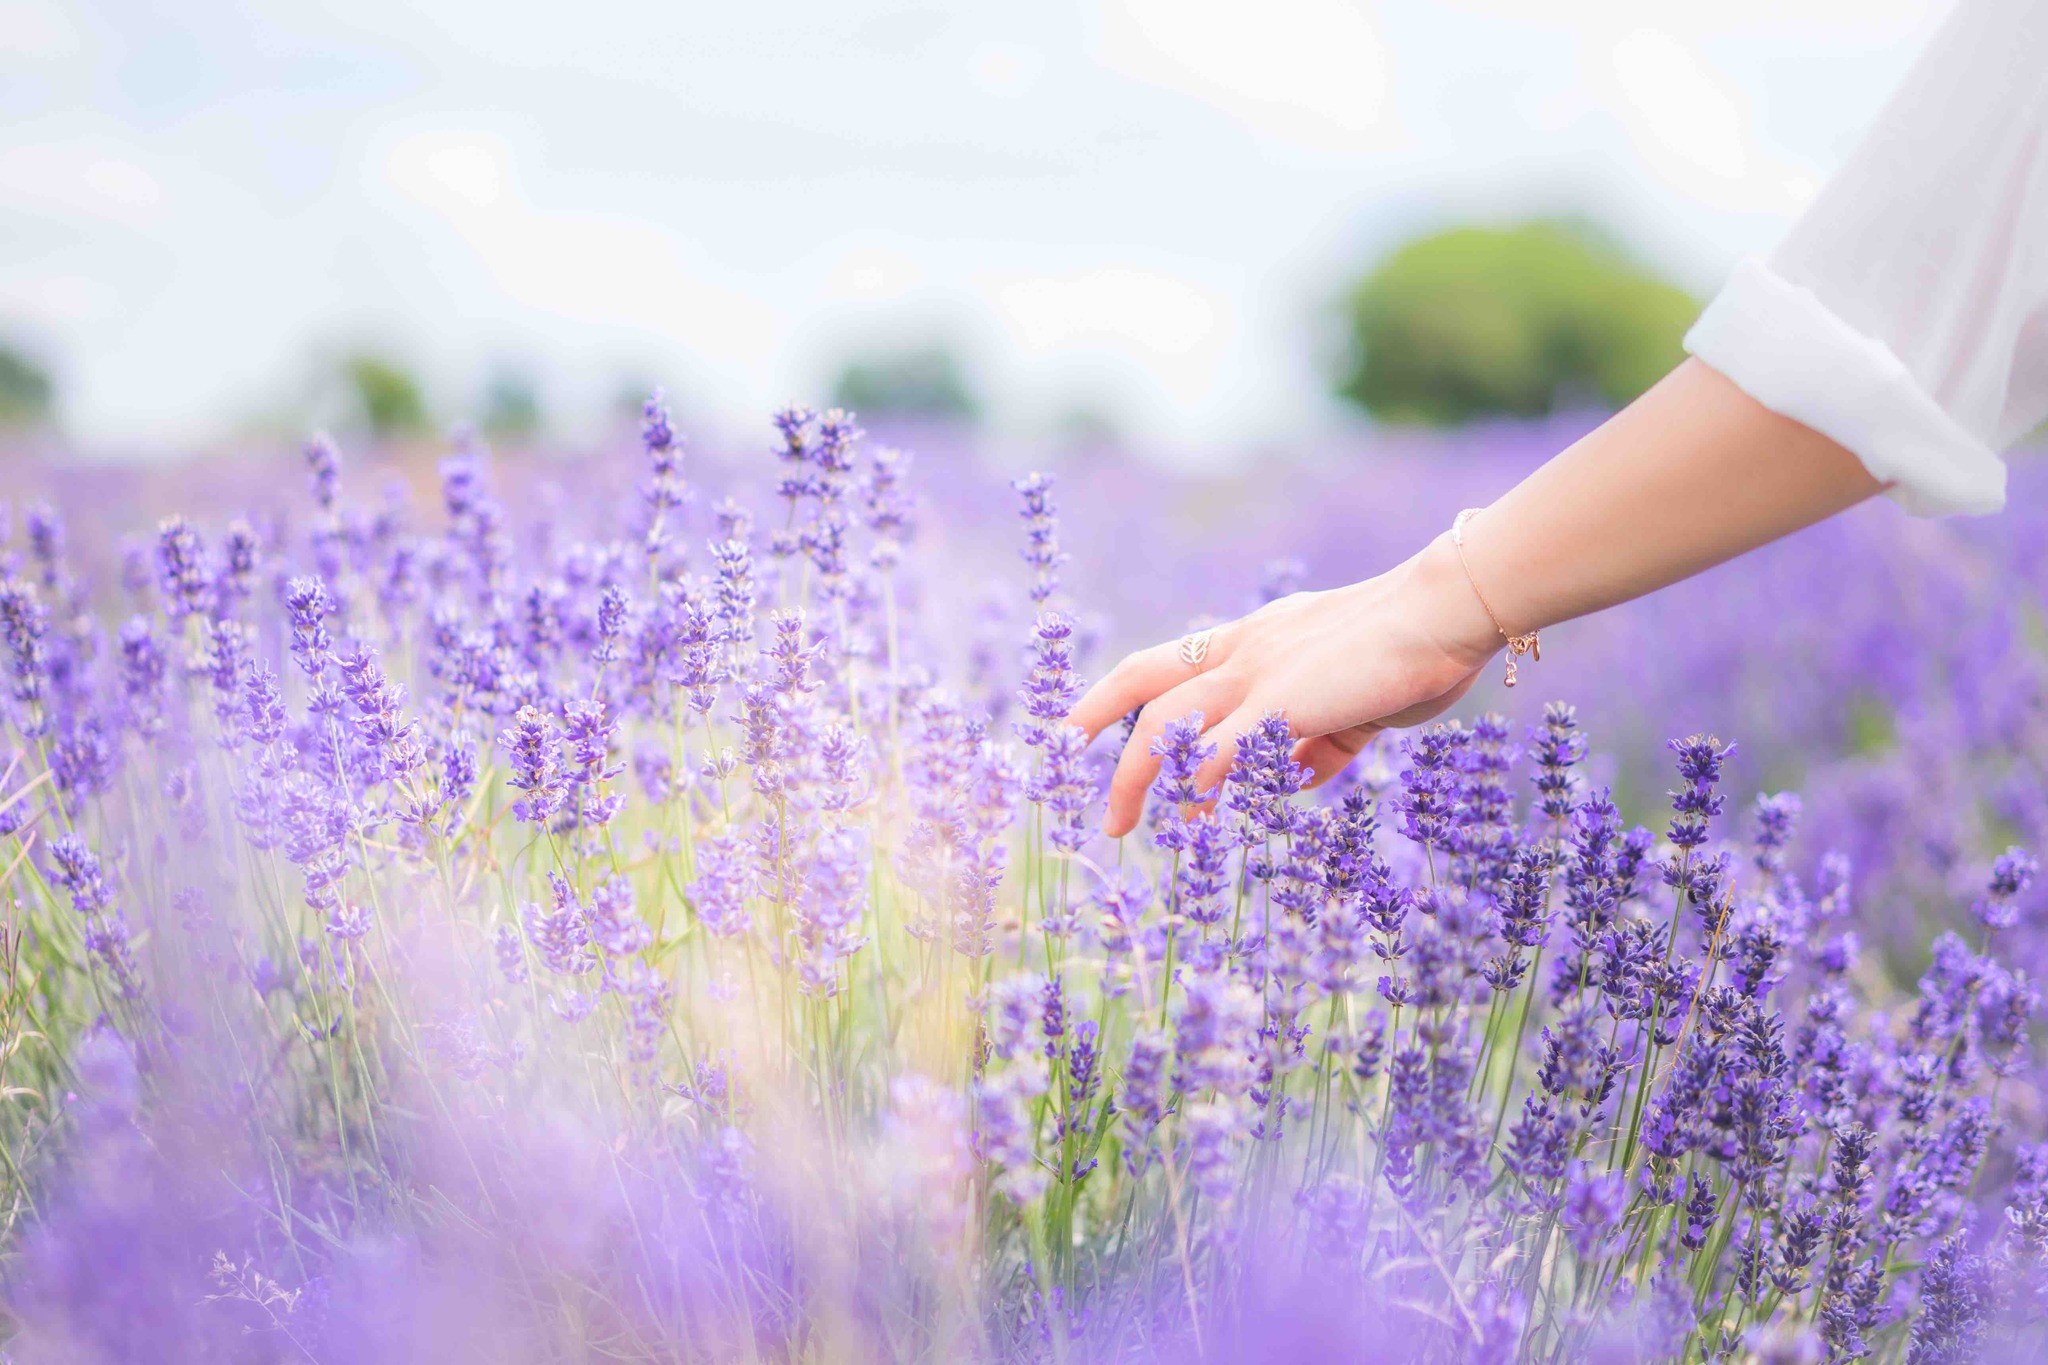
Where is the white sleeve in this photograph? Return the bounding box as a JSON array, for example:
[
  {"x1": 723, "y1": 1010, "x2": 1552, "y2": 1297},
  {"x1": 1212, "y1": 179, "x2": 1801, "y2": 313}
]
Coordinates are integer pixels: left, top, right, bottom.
[{"x1": 1683, "y1": 0, "x2": 2048, "y2": 516}]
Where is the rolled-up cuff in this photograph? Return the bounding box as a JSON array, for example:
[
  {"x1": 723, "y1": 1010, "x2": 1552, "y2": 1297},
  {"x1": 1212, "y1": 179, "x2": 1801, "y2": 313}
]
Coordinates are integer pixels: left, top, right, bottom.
[{"x1": 1683, "y1": 257, "x2": 2006, "y2": 516}]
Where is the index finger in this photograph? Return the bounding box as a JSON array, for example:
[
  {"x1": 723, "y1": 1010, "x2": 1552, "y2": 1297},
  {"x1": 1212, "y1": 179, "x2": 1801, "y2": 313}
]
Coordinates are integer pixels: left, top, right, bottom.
[{"x1": 1067, "y1": 641, "x2": 1193, "y2": 741}]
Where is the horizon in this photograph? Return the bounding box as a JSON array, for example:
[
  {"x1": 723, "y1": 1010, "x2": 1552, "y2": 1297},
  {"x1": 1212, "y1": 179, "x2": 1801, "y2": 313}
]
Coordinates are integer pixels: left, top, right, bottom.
[{"x1": 3, "y1": 0, "x2": 1952, "y2": 455}]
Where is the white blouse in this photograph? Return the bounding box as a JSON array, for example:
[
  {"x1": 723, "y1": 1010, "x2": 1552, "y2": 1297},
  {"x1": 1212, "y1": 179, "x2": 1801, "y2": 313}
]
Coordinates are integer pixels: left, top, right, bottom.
[{"x1": 1683, "y1": 0, "x2": 2048, "y2": 516}]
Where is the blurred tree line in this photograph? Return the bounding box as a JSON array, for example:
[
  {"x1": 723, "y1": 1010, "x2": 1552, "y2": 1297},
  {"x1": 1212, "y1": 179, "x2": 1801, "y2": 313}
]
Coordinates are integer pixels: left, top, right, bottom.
[
  {"x1": 1334, "y1": 219, "x2": 1699, "y2": 425},
  {"x1": 0, "y1": 340, "x2": 53, "y2": 428},
  {"x1": 822, "y1": 221, "x2": 1699, "y2": 433},
  {"x1": 831, "y1": 344, "x2": 980, "y2": 421},
  {"x1": 4, "y1": 216, "x2": 1698, "y2": 443},
  {"x1": 311, "y1": 352, "x2": 541, "y2": 441}
]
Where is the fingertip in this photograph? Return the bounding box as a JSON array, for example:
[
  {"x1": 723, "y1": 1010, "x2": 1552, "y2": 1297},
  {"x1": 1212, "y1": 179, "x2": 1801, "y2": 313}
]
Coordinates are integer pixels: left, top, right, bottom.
[{"x1": 1289, "y1": 738, "x2": 1325, "y2": 787}]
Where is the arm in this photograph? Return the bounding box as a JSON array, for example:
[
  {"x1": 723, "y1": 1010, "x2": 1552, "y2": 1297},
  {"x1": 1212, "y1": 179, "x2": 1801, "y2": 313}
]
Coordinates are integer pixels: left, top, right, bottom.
[
  {"x1": 1070, "y1": 358, "x2": 1884, "y2": 837},
  {"x1": 1075, "y1": 0, "x2": 2048, "y2": 836}
]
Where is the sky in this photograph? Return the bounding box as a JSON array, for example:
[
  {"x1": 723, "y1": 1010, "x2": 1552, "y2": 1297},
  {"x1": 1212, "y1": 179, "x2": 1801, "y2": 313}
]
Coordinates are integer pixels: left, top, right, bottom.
[{"x1": 0, "y1": 0, "x2": 1957, "y2": 455}]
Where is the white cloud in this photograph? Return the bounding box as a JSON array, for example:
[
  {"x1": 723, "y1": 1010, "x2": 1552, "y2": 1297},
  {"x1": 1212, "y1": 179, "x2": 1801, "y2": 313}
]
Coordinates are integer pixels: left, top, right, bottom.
[
  {"x1": 0, "y1": 0, "x2": 82, "y2": 59},
  {"x1": 968, "y1": 41, "x2": 1044, "y2": 98},
  {"x1": 976, "y1": 264, "x2": 1247, "y2": 433},
  {"x1": 382, "y1": 129, "x2": 784, "y2": 372},
  {"x1": 988, "y1": 267, "x2": 1221, "y2": 358},
  {"x1": 0, "y1": 140, "x2": 166, "y2": 223},
  {"x1": 81, "y1": 156, "x2": 166, "y2": 211},
  {"x1": 0, "y1": 271, "x2": 119, "y2": 325},
  {"x1": 826, "y1": 246, "x2": 925, "y2": 302},
  {"x1": 1444, "y1": 0, "x2": 1938, "y2": 39},
  {"x1": 417, "y1": 142, "x2": 505, "y2": 209},
  {"x1": 1609, "y1": 29, "x2": 1748, "y2": 181},
  {"x1": 1592, "y1": 27, "x2": 1823, "y2": 218},
  {"x1": 1093, "y1": 0, "x2": 1397, "y2": 152},
  {"x1": 1, "y1": 0, "x2": 1958, "y2": 448}
]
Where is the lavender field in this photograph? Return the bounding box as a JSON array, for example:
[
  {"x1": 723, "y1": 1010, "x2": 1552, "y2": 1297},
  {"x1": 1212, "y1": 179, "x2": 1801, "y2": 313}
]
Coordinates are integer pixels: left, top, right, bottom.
[{"x1": 0, "y1": 407, "x2": 2043, "y2": 1363}]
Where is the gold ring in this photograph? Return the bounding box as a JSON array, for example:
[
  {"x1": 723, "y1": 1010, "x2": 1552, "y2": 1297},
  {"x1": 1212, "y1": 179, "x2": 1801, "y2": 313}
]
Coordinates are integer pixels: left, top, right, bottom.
[{"x1": 1177, "y1": 629, "x2": 1214, "y2": 672}]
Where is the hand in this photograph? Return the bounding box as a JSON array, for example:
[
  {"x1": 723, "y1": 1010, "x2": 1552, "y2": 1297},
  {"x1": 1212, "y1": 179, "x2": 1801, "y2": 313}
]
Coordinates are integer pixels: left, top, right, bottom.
[{"x1": 1067, "y1": 532, "x2": 1504, "y2": 836}]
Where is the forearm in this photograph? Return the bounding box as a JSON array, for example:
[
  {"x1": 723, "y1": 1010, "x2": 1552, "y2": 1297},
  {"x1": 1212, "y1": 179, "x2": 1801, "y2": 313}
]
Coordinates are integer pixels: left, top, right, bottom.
[
  {"x1": 1411, "y1": 358, "x2": 1886, "y2": 667},
  {"x1": 1076, "y1": 359, "x2": 1888, "y2": 827}
]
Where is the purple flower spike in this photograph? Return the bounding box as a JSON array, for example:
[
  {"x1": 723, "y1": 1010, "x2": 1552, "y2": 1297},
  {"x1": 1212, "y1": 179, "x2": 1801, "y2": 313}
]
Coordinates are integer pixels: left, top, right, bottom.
[
  {"x1": 154, "y1": 516, "x2": 213, "y2": 625},
  {"x1": 502, "y1": 704, "x2": 566, "y2": 827},
  {"x1": 1530, "y1": 700, "x2": 1585, "y2": 821},
  {"x1": 304, "y1": 431, "x2": 342, "y2": 511},
  {"x1": 1012, "y1": 472, "x2": 1065, "y2": 606},
  {"x1": 1016, "y1": 612, "x2": 1084, "y2": 748},
  {"x1": 1973, "y1": 846, "x2": 2037, "y2": 932},
  {"x1": 284, "y1": 576, "x2": 334, "y2": 679},
  {"x1": 1223, "y1": 711, "x2": 1308, "y2": 840},
  {"x1": 1666, "y1": 733, "x2": 1735, "y2": 851},
  {"x1": 1149, "y1": 712, "x2": 1217, "y2": 819},
  {"x1": 1392, "y1": 722, "x2": 1466, "y2": 852},
  {"x1": 588, "y1": 874, "x2": 651, "y2": 957},
  {"x1": 0, "y1": 579, "x2": 51, "y2": 719}
]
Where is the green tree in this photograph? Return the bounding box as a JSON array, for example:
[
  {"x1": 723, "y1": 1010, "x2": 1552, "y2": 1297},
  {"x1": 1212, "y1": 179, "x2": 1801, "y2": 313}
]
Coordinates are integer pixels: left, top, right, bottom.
[
  {"x1": 1334, "y1": 220, "x2": 1699, "y2": 425},
  {"x1": 343, "y1": 353, "x2": 428, "y2": 437},
  {"x1": 0, "y1": 340, "x2": 54, "y2": 427},
  {"x1": 480, "y1": 367, "x2": 542, "y2": 439},
  {"x1": 831, "y1": 344, "x2": 980, "y2": 421}
]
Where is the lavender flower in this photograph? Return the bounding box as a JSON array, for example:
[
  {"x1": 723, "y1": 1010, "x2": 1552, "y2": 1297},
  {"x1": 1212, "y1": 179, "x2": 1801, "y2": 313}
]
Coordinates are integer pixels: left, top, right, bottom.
[
  {"x1": 1529, "y1": 701, "x2": 1585, "y2": 821},
  {"x1": 1016, "y1": 611, "x2": 1083, "y2": 749},
  {"x1": 284, "y1": 575, "x2": 333, "y2": 679},
  {"x1": 0, "y1": 577, "x2": 51, "y2": 720},
  {"x1": 1393, "y1": 722, "x2": 1466, "y2": 853},
  {"x1": 502, "y1": 704, "x2": 566, "y2": 826},
  {"x1": 587, "y1": 874, "x2": 651, "y2": 957},
  {"x1": 1119, "y1": 1029, "x2": 1171, "y2": 1172},
  {"x1": 1012, "y1": 472, "x2": 1064, "y2": 606},
  {"x1": 47, "y1": 833, "x2": 113, "y2": 916},
  {"x1": 493, "y1": 922, "x2": 530, "y2": 985},
  {"x1": 1753, "y1": 791, "x2": 1802, "y2": 874},
  {"x1": 1184, "y1": 1100, "x2": 1243, "y2": 1202},
  {"x1": 304, "y1": 431, "x2": 342, "y2": 511},
  {"x1": 117, "y1": 617, "x2": 167, "y2": 737},
  {"x1": 1973, "y1": 846, "x2": 2037, "y2": 933},
  {"x1": 1666, "y1": 733, "x2": 1735, "y2": 851},
  {"x1": 975, "y1": 1065, "x2": 1049, "y2": 1204},
  {"x1": 1223, "y1": 711, "x2": 1307, "y2": 840},
  {"x1": 1173, "y1": 964, "x2": 1261, "y2": 1096},
  {"x1": 1907, "y1": 1235, "x2": 1988, "y2": 1365},
  {"x1": 689, "y1": 829, "x2": 754, "y2": 938},
  {"x1": 525, "y1": 873, "x2": 595, "y2": 976},
  {"x1": 1148, "y1": 711, "x2": 1216, "y2": 821},
  {"x1": 710, "y1": 538, "x2": 755, "y2": 655},
  {"x1": 1561, "y1": 1162, "x2": 1626, "y2": 1261},
  {"x1": 154, "y1": 516, "x2": 212, "y2": 625},
  {"x1": 592, "y1": 583, "x2": 629, "y2": 665},
  {"x1": 0, "y1": 405, "x2": 2041, "y2": 1365}
]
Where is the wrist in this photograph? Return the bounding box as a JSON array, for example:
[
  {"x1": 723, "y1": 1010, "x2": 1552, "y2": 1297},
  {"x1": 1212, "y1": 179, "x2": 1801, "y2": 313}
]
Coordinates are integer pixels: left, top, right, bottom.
[{"x1": 1399, "y1": 532, "x2": 1504, "y2": 675}]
